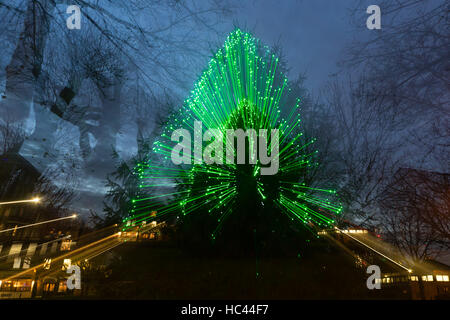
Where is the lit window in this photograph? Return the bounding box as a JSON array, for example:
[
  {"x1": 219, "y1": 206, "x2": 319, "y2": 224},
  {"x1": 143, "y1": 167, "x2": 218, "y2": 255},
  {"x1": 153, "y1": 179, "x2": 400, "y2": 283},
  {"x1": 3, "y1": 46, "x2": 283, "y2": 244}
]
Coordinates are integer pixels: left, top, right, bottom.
[
  {"x1": 62, "y1": 259, "x2": 71, "y2": 270},
  {"x1": 427, "y1": 275, "x2": 433, "y2": 281},
  {"x1": 60, "y1": 240, "x2": 72, "y2": 251},
  {"x1": 0, "y1": 280, "x2": 12, "y2": 291},
  {"x1": 58, "y1": 281, "x2": 68, "y2": 292},
  {"x1": 422, "y1": 276, "x2": 427, "y2": 281},
  {"x1": 43, "y1": 258, "x2": 51, "y2": 270},
  {"x1": 12, "y1": 280, "x2": 32, "y2": 292},
  {"x1": 410, "y1": 276, "x2": 418, "y2": 281},
  {"x1": 44, "y1": 283, "x2": 55, "y2": 292},
  {"x1": 13, "y1": 257, "x2": 21, "y2": 269},
  {"x1": 436, "y1": 275, "x2": 449, "y2": 282}
]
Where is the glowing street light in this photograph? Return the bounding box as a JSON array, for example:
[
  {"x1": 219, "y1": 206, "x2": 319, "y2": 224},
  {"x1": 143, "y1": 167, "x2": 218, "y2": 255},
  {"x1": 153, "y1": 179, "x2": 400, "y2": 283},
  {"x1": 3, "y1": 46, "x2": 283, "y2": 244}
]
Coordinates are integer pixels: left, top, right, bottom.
[
  {"x1": 0, "y1": 197, "x2": 41, "y2": 206},
  {"x1": 336, "y1": 227, "x2": 412, "y2": 272}
]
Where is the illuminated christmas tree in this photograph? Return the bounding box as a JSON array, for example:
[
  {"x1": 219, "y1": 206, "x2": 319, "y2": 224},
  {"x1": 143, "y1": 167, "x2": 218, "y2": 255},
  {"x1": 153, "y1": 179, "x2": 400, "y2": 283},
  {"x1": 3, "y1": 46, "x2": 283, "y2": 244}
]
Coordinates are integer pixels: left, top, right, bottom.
[{"x1": 125, "y1": 29, "x2": 342, "y2": 254}]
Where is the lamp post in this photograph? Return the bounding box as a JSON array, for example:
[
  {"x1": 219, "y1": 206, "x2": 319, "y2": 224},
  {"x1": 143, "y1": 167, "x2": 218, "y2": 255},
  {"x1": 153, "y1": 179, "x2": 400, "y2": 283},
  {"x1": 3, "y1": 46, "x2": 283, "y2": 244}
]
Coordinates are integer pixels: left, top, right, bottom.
[
  {"x1": 0, "y1": 197, "x2": 41, "y2": 234},
  {"x1": 0, "y1": 197, "x2": 41, "y2": 205}
]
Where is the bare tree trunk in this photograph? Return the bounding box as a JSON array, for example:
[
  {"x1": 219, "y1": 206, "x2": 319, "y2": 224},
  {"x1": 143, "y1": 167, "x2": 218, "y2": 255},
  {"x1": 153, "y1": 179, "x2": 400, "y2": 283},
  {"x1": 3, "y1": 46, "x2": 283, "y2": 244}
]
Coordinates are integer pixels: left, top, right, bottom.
[{"x1": 0, "y1": 0, "x2": 55, "y2": 149}]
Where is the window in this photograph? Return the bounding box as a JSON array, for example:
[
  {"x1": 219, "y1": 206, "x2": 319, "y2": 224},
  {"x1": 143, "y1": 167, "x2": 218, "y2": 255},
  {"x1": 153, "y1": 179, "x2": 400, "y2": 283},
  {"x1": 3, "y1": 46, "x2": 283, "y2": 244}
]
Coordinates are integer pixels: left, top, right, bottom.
[
  {"x1": 43, "y1": 258, "x2": 51, "y2": 270},
  {"x1": 58, "y1": 281, "x2": 68, "y2": 293},
  {"x1": 26, "y1": 243, "x2": 37, "y2": 256},
  {"x1": 410, "y1": 276, "x2": 418, "y2": 281},
  {"x1": 0, "y1": 280, "x2": 32, "y2": 292},
  {"x1": 422, "y1": 275, "x2": 434, "y2": 281},
  {"x1": 9, "y1": 243, "x2": 22, "y2": 256},
  {"x1": 39, "y1": 243, "x2": 48, "y2": 255},
  {"x1": 13, "y1": 280, "x2": 32, "y2": 292},
  {"x1": 60, "y1": 240, "x2": 72, "y2": 251},
  {"x1": 0, "y1": 280, "x2": 13, "y2": 291},
  {"x1": 44, "y1": 283, "x2": 55, "y2": 292},
  {"x1": 22, "y1": 256, "x2": 31, "y2": 269},
  {"x1": 13, "y1": 257, "x2": 21, "y2": 269},
  {"x1": 436, "y1": 275, "x2": 450, "y2": 282},
  {"x1": 50, "y1": 242, "x2": 58, "y2": 253},
  {"x1": 62, "y1": 259, "x2": 71, "y2": 270}
]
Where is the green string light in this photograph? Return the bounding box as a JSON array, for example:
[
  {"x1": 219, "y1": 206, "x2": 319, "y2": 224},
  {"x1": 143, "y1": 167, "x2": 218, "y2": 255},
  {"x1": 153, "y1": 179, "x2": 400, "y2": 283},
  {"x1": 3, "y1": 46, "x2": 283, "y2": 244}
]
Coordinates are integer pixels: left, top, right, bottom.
[{"x1": 127, "y1": 29, "x2": 342, "y2": 236}]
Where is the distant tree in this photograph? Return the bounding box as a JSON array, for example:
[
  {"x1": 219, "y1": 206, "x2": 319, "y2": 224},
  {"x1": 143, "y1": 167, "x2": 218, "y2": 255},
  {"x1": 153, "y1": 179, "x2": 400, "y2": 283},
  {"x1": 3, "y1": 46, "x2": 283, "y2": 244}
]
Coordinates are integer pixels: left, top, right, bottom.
[
  {"x1": 346, "y1": 0, "x2": 448, "y2": 116},
  {"x1": 97, "y1": 93, "x2": 177, "y2": 226},
  {"x1": 0, "y1": 114, "x2": 74, "y2": 209},
  {"x1": 98, "y1": 148, "x2": 145, "y2": 227},
  {"x1": 322, "y1": 75, "x2": 402, "y2": 227},
  {"x1": 344, "y1": 0, "x2": 449, "y2": 174},
  {"x1": 380, "y1": 168, "x2": 449, "y2": 262},
  {"x1": 335, "y1": 1, "x2": 449, "y2": 261},
  {"x1": 0, "y1": 114, "x2": 25, "y2": 154}
]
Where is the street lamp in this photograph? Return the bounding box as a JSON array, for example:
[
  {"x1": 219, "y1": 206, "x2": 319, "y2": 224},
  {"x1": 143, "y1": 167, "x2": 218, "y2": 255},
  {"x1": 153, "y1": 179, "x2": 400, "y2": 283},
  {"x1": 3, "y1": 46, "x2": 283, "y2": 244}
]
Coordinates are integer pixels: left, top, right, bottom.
[{"x1": 0, "y1": 197, "x2": 41, "y2": 206}]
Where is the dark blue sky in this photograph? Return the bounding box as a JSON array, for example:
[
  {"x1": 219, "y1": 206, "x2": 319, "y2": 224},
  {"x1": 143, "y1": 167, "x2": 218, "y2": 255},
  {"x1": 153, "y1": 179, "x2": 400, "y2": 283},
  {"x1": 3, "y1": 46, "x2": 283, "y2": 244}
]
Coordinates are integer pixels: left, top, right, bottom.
[{"x1": 233, "y1": 0, "x2": 359, "y2": 92}]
